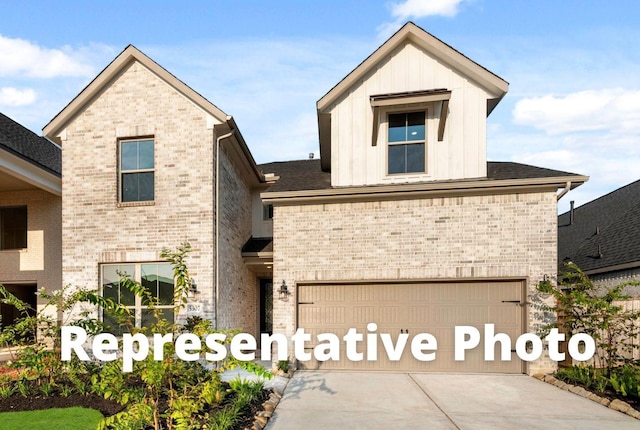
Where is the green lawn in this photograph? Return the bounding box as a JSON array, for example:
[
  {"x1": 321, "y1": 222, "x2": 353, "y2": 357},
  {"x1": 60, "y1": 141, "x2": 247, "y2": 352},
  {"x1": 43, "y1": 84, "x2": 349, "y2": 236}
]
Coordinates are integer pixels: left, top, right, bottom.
[{"x1": 0, "y1": 407, "x2": 103, "y2": 430}]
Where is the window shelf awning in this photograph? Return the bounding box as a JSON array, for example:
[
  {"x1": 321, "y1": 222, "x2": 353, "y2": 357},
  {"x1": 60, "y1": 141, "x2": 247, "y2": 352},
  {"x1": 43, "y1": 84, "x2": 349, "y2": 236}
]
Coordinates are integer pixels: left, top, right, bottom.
[{"x1": 370, "y1": 89, "x2": 451, "y2": 145}]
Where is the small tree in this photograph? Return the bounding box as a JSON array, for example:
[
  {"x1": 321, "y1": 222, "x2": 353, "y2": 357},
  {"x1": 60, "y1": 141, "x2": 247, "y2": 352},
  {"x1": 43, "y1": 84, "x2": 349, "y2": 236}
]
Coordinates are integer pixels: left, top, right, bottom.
[{"x1": 537, "y1": 263, "x2": 640, "y2": 374}]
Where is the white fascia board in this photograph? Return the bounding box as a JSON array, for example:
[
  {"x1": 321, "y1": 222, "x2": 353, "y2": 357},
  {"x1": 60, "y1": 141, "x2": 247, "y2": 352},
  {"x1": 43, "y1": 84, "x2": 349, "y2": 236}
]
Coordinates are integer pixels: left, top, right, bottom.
[{"x1": 0, "y1": 151, "x2": 61, "y2": 196}]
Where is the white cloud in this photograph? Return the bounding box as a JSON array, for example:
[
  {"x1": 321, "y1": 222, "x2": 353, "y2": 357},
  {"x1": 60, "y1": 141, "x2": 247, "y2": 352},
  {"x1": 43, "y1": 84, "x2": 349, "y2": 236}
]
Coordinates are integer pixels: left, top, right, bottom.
[
  {"x1": 513, "y1": 88, "x2": 640, "y2": 134},
  {"x1": 391, "y1": 0, "x2": 464, "y2": 19},
  {"x1": 0, "y1": 87, "x2": 36, "y2": 106},
  {"x1": 0, "y1": 34, "x2": 95, "y2": 78},
  {"x1": 378, "y1": 0, "x2": 465, "y2": 39}
]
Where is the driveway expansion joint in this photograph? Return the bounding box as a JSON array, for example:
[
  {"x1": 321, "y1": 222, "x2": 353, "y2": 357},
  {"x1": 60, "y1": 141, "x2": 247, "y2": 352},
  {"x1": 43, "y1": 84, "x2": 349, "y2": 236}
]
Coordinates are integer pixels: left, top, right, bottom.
[{"x1": 407, "y1": 373, "x2": 461, "y2": 430}]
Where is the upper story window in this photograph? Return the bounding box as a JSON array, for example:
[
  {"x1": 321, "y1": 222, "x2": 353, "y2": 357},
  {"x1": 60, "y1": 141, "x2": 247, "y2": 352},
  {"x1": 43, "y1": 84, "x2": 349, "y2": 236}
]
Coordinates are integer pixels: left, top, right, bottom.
[
  {"x1": 387, "y1": 111, "x2": 425, "y2": 174},
  {"x1": 101, "y1": 263, "x2": 175, "y2": 335},
  {"x1": 0, "y1": 206, "x2": 27, "y2": 250},
  {"x1": 120, "y1": 138, "x2": 154, "y2": 202}
]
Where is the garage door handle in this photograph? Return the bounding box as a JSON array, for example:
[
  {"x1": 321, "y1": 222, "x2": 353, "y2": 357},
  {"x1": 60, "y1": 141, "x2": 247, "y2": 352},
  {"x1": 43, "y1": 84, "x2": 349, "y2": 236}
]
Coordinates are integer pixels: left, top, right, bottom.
[
  {"x1": 502, "y1": 300, "x2": 524, "y2": 306},
  {"x1": 298, "y1": 302, "x2": 315, "y2": 305}
]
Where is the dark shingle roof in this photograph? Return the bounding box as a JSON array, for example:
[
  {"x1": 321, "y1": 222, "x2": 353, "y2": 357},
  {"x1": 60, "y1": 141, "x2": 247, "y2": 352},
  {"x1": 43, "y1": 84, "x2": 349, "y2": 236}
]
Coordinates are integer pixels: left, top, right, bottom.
[
  {"x1": 558, "y1": 179, "x2": 640, "y2": 273},
  {"x1": 259, "y1": 160, "x2": 582, "y2": 194},
  {"x1": 0, "y1": 113, "x2": 61, "y2": 176},
  {"x1": 259, "y1": 159, "x2": 330, "y2": 193}
]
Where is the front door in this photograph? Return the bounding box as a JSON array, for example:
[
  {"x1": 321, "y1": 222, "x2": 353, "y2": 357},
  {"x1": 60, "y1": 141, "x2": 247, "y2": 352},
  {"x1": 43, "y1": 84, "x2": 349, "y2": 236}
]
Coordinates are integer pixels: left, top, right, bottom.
[{"x1": 260, "y1": 279, "x2": 273, "y2": 335}]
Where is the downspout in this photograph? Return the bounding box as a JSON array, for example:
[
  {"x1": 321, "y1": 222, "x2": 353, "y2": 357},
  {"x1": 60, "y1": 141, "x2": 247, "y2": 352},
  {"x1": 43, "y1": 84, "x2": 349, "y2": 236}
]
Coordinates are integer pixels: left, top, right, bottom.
[
  {"x1": 556, "y1": 181, "x2": 572, "y2": 201},
  {"x1": 215, "y1": 121, "x2": 236, "y2": 330}
]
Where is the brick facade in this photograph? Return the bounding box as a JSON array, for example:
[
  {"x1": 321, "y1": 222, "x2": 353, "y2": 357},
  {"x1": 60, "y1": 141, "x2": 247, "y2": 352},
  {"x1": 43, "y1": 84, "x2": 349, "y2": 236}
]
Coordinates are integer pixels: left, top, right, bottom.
[
  {"x1": 59, "y1": 60, "x2": 257, "y2": 333},
  {"x1": 272, "y1": 191, "x2": 560, "y2": 374},
  {"x1": 0, "y1": 189, "x2": 61, "y2": 310}
]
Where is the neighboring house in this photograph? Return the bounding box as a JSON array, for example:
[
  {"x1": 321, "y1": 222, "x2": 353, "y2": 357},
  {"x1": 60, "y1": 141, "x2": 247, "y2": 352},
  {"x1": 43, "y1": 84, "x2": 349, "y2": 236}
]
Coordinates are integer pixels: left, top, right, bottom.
[
  {"x1": 261, "y1": 22, "x2": 587, "y2": 375},
  {"x1": 42, "y1": 46, "x2": 271, "y2": 338},
  {"x1": 558, "y1": 179, "x2": 640, "y2": 289},
  {"x1": 0, "y1": 113, "x2": 62, "y2": 334}
]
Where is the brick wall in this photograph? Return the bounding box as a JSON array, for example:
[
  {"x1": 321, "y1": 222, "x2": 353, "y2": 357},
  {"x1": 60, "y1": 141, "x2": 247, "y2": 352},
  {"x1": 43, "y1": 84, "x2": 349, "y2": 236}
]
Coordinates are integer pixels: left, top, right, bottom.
[
  {"x1": 0, "y1": 189, "x2": 62, "y2": 308},
  {"x1": 217, "y1": 144, "x2": 258, "y2": 336},
  {"x1": 59, "y1": 60, "x2": 256, "y2": 329},
  {"x1": 272, "y1": 191, "x2": 559, "y2": 374}
]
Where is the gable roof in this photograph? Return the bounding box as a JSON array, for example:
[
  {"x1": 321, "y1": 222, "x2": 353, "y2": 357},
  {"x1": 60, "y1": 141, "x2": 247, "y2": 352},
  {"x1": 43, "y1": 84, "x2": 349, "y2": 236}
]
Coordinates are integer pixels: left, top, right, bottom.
[
  {"x1": 42, "y1": 45, "x2": 265, "y2": 186},
  {"x1": 260, "y1": 159, "x2": 586, "y2": 201},
  {"x1": 316, "y1": 22, "x2": 509, "y2": 172},
  {"x1": 43, "y1": 45, "x2": 228, "y2": 139},
  {"x1": 558, "y1": 179, "x2": 640, "y2": 274},
  {"x1": 0, "y1": 113, "x2": 61, "y2": 176},
  {"x1": 317, "y1": 22, "x2": 508, "y2": 112}
]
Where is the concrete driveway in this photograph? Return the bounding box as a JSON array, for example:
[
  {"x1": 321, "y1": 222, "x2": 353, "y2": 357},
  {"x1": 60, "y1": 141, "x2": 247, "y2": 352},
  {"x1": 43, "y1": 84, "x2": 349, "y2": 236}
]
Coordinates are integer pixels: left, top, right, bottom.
[{"x1": 265, "y1": 372, "x2": 640, "y2": 430}]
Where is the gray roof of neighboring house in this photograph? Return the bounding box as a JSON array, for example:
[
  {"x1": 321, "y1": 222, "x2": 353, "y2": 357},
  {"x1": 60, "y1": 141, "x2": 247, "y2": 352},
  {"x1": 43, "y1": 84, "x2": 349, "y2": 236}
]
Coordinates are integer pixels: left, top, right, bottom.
[
  {"x1": 259, "y1": 159, "x2": 582, "y2": 193},
  {"x1": 0, "y1": 113, "x2": 61, "y2": 176},
  {"x1": 558, "y1": 179, "x2": 640, "y2": 273}
]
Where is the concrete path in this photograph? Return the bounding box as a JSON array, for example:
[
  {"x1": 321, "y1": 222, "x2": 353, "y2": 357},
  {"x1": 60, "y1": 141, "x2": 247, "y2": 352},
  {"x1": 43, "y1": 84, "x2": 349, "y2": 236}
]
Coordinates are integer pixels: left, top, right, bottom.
[{"x1": 265, "y1": 372, "x2": 640, "y2": 430}]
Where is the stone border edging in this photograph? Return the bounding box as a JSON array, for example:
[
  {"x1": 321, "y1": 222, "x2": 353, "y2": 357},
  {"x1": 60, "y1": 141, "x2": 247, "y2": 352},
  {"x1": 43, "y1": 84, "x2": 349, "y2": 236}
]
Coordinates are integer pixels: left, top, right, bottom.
[
  {"x1": 533, "y1": 373, "x2": 640, "y2": 420},
  {"x1": 245, "y1": 388, "x2": 283, "y2": 430}
]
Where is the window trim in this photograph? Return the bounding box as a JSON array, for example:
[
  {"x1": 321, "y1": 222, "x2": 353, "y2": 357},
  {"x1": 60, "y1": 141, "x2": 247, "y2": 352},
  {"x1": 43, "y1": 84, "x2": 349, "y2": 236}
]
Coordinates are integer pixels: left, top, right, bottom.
[
  {"x1": 0, "y1": 206, "x2": 27, "y2": 251},
  {"x1": 385, "y1": 110, "x2": 427, "y2": 176},
  {"x1": 100, "y1": 262, "x2": 175, "y2": 331},
  {"x1": 118, "y1": 137, "x2": 155, "y2": 203}
]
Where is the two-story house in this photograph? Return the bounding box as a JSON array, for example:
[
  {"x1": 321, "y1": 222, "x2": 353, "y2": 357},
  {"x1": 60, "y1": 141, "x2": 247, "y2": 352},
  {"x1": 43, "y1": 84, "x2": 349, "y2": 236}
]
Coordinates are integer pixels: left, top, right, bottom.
[
  {"x1": 260, "y1": 22, "x2": 587, "y2": 374},
  {"x1": 29, "y1": 22, "x2": 587, "y2": 375},
  {"x1": 0, "y1": 113, "x2": 62, "y2": 337}
]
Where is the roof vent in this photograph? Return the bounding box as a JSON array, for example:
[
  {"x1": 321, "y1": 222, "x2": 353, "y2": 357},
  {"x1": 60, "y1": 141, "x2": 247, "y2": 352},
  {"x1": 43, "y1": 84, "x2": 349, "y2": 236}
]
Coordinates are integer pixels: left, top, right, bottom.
[
  {"x1": 570, "y1": 200, "x2": 575, "y2": 225},
  {"x1": 309, "y1": 153, "x2": 314, "y2": 159}
]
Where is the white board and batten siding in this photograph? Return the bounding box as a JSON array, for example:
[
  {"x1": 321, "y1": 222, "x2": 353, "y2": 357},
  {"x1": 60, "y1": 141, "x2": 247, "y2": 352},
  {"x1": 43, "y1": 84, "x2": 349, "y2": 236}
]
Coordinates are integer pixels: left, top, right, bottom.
[{"x1": 329, "y1": 41, "x2": 491, "y2": 188}]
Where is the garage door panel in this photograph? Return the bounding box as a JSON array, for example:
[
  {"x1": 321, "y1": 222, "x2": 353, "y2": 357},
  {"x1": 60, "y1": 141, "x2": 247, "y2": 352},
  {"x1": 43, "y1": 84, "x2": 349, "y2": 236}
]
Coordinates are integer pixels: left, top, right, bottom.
[{"x1": 297, "y1": 281, "x2": 525, "y2": 373}]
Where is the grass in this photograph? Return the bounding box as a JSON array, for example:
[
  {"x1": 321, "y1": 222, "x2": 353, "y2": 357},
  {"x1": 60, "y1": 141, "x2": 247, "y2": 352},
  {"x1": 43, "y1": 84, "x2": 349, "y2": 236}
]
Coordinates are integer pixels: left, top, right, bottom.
[{"x1": 0, "y1": 407, "x2": 103, "y2": 430}]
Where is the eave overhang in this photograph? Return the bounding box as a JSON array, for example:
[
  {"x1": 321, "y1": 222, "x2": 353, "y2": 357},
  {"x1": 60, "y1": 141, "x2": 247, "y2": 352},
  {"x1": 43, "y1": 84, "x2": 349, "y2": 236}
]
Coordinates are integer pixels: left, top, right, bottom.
[
  {"x1": 0, "y1": 149, "x2": 61, "y2": 195},
  {"x1": 261, "y1": 175, "x2": 589, "y2": 206},
  {"x1": 214, "y1": 117, "x2": 266, "y2": 187},
  {"x1": 584, "y1": 260, "x2": 640, "y2": 277}
]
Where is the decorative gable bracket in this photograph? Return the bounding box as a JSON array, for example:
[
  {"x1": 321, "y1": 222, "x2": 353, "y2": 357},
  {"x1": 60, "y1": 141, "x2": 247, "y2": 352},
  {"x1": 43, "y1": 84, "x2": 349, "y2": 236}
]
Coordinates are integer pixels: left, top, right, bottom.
[{"x1": 370, "y1": 89, "x2": 451, "y2": 146}]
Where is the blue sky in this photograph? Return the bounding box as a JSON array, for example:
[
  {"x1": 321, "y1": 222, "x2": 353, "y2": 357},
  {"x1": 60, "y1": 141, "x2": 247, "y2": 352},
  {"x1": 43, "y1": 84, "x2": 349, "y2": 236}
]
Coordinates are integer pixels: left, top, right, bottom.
[{"x1": 2, "y1": 0, "x2": 639, "y2": 213}]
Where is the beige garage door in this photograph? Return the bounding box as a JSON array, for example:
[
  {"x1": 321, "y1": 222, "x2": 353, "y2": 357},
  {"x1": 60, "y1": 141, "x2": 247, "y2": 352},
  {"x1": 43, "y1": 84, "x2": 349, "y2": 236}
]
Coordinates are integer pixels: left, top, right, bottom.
[{"x1": 297, "y1": 281, "x2": 524, "y2": 373}]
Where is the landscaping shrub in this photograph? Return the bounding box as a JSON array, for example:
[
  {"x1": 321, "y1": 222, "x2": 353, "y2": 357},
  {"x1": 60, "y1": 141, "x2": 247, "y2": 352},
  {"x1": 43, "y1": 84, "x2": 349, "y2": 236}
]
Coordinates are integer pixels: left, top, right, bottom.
[
  {"x1": 0, "y1": 242, "x2": 273, "y2": 430},
  {"x1": 537, "y1": 263, "x2": 640, "y2": 374}
]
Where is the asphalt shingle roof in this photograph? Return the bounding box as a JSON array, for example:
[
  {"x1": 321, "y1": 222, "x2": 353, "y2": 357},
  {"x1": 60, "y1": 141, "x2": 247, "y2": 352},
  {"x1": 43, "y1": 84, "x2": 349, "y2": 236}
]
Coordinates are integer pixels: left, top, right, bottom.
[
  {"x1": 259, "y1": 159, "x2": 581, "y2": 194},
  {"x1": 0, "y1": 113, "x2": 61, "y2": 176},
  {"x1": 558, "y1": 179, "x2": 640, "y2": 273}
]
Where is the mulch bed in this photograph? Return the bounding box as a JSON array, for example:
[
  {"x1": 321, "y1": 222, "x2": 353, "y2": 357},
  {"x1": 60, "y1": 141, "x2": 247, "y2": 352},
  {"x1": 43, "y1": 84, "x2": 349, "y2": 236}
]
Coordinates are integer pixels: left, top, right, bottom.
[
  {"x1": 0, "y1": 389, "x2": 271, "y2": 429},
  {"x1": 0, "y1": 393, "x2": 125, "y2": 416}
]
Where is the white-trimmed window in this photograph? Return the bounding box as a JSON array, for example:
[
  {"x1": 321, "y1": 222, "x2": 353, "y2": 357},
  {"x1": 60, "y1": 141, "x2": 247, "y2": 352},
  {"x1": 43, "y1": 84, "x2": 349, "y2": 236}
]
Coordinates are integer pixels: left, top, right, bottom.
[
  {"x1": 120, "y1": 138, "x2": 154, "y2": 202},
  {"x1": 387, "y1": 111, "x2": 426, "y2": 174},
  {"x1": 100, "y1": 263, "x2": 174, "y2": 334}
]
